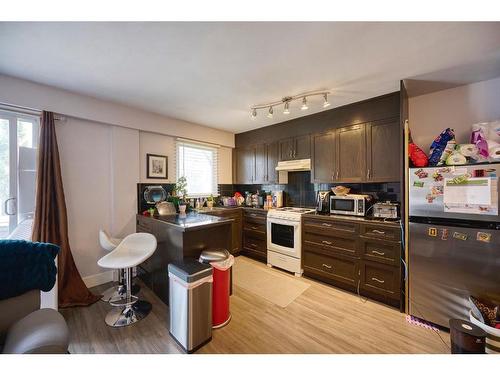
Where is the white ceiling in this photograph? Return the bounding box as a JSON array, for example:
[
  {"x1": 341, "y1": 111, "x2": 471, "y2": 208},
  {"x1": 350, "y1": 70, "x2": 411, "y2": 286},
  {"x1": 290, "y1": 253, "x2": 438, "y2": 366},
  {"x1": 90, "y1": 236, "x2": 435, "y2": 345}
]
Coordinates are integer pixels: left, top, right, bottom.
[{"x1": 0, "y1": 22, "x2": 499, "y2": 133}]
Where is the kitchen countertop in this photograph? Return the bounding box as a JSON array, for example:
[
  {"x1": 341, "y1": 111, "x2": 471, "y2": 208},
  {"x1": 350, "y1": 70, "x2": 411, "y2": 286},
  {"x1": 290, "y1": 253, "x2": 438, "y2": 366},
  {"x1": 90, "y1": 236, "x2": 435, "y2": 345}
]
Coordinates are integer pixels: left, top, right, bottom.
[
  {"x1": 304, "y1": 212, "x2": 401, "y2": 227},
  {"x1": 137, "y1": 212, "x2": 233, "y2": 232}
]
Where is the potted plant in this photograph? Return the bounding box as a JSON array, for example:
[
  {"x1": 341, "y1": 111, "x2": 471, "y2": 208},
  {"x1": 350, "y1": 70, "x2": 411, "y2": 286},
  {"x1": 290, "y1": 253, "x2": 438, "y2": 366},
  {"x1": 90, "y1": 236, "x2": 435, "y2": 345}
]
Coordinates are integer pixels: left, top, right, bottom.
[
  {"x1": 207, "y1": 194, "x2": 214, "y2": 209},
  {"x1": 175, "y1": 176, "x2": 188, "y2": 213}
]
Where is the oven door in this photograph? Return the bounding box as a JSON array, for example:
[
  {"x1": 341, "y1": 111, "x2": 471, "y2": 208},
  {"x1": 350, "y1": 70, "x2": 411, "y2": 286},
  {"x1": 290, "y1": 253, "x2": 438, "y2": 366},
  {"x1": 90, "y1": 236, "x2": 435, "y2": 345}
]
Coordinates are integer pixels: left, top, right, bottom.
[{"x1": 266, "y1": 218, "x2": 301, "y2": 258}]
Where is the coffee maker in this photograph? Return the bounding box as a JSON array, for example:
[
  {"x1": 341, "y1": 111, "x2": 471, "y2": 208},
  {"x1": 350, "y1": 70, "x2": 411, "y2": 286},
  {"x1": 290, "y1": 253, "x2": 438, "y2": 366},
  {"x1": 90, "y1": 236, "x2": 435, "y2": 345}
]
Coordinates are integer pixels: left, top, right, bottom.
[{"x1": 316, "y1": 191, "x2": 330, "y2": 214}]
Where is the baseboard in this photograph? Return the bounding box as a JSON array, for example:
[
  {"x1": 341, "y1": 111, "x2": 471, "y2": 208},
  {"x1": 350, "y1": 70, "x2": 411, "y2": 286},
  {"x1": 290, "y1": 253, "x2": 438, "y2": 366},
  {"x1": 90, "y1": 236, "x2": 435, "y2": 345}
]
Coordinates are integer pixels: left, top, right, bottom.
[{"x1": 83, "y1": 270, "x2": 115, "y2": 288}]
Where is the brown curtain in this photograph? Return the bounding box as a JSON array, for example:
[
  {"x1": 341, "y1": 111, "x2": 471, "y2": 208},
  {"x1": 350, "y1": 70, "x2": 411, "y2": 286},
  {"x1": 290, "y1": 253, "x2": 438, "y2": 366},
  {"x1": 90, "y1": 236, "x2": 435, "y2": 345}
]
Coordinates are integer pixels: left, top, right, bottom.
[{"x1": 32, "y1": 111, "x2": 100, "y2": 308}]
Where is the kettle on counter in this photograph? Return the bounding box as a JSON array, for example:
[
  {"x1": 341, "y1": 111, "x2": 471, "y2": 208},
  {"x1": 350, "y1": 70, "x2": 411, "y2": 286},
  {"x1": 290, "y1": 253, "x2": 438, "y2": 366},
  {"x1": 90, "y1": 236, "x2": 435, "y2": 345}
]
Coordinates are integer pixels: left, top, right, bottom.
[{"x1": 156, "y1": 201, "x2": 176, "y2": 216}]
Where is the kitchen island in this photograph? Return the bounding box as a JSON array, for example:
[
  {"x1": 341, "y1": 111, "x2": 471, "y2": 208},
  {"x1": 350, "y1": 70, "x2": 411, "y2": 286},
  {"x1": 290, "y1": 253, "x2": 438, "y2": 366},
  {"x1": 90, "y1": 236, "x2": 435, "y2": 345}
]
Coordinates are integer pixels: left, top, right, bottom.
[{"x1": 136, "y1": 212, "x2": 233, "y2": 305}]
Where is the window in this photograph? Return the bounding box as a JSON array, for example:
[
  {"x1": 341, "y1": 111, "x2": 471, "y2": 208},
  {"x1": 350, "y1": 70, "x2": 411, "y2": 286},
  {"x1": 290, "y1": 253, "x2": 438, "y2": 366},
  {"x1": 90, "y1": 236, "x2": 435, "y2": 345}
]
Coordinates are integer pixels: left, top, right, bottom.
[{"x1": 176, "y1": 139, "x2": 218, "y2": 197}]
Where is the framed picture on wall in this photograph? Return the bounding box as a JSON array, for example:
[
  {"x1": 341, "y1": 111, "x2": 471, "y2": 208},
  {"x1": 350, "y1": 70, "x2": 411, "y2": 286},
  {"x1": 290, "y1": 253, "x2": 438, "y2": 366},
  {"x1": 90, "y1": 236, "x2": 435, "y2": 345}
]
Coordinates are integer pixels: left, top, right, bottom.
[{"x1": 147, "y1": 153, "x2": 168, "y2": 179}]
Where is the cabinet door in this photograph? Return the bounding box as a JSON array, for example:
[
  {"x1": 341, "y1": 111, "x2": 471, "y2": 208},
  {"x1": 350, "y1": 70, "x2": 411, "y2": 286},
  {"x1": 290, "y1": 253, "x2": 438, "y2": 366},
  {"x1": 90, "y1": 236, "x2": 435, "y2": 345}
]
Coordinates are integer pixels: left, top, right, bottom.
[
  {"x1": 311, "y1": 131, "x2": 336, "y2": 183},
  {"x1": 366, "y1": 119, "x2": 401, "y2": 182},
  {"x1": 294, "y1": 134, "x2": 311, "y2": 160},
  {"x1": 336, "y1": 124, "x2": 366, "y2": 182},
  {"x1": 266, "y1": 141, "x2": 279, "y2": 183},
  {"x1": 279, "y1": 138, "x2": 295, "y2": 161},
  {"x1": 254, "y1": 143, "x2": 267, "y2": 184},
  {"x1": 235, "y1": 147, "x2": 255, "y2": 184}
]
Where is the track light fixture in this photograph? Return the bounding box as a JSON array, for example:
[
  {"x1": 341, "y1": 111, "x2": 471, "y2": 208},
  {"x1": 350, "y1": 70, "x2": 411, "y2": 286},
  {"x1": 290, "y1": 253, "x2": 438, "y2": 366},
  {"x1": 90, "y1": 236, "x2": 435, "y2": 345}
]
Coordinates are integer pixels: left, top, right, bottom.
[
  {"x1": 250, "y1": 90, "x2": 331, "y2": 119},
  {"x1": 283, "y1": 101, "x2": 290, "y2": 115},
  {"x1": 323, "y1": 93, "x2": 330, "y2": 108},
  {"x1": 300, "y1": 97, "x2": 308, "y2": 110}
]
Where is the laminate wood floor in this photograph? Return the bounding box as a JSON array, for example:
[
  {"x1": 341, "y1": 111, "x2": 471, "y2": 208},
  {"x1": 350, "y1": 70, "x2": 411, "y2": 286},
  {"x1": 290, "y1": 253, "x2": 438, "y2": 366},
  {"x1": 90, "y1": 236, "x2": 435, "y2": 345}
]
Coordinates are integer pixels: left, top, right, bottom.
[{"x1": 61, "y1": 256, "x2": 450, "y2": 354}]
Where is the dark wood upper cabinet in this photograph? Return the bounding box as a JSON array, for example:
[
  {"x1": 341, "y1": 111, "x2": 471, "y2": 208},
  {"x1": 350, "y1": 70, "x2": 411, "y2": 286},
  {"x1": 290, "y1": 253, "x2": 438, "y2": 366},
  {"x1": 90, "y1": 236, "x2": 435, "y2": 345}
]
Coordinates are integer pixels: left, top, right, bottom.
[
  {"x1": 254, "y1": 143, "x2": 267, "y2": 184},
  {"x1": 279, "y1": 138, "x2": 295, "y2": 161},
  {"x1": 312, "y1": 131, "x2": 336, "y2": 183},
  {"x1": 279, "y1": 135, "x2": 311, "y2": 161},
  {"x1": 266, "y1": 141, "x2": 279, "y2": 183},
  {"x1": 366, "y1": 119, "x2": 401, "y2": 182},
  {"x1": 336, "y1": 124, "x2": 366, "y2": 183},
  {"x1": 234, "y1": 147, "x2": 255, "y2": 184},
  {"x1": 234, "y1": 141, "x2": 279, "y2": 184},
  {"x1": 294, "y1": 134, "x2": 311, "y2": 160}
]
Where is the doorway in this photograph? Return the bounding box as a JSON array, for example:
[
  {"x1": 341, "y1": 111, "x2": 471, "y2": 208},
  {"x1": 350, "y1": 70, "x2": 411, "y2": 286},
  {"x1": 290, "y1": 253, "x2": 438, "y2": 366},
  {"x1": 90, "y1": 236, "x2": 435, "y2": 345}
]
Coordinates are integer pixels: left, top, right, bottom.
[{"x1": 0, "y1": 110, "x2": 39, "y2": 238}]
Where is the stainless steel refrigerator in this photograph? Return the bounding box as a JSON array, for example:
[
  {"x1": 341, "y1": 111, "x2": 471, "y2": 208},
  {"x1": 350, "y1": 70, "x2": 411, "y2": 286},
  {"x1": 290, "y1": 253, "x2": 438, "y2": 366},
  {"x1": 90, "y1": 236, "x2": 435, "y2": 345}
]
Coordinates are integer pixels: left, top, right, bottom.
[{"x1": 409, "y1": 163, "x2": 500, "y2": 328}]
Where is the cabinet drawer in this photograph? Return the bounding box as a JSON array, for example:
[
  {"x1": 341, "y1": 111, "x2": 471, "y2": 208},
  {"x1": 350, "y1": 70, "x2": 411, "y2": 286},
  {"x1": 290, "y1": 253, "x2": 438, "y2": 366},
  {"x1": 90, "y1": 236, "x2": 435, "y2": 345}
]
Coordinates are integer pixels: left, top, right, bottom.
[
  {"x1": 244, "y1": 209, "x2": 267, "y2": 219},
  {"x1": 360, "y1": 260, "x2": 400, "y2": 297},
  {"x1": 243, "y1": 221, "x2": 266, "y2": 234},
  {"x1": 303, "y1": 251, "x2": 358, "y2": 287},
  {"x1": 361, "y1": 238, "x2": 400, "y2": 266},
  {"x1": 303, "y1": 232, "x2": 358, "y2": 257},
  {"x1": 243, "y1": 234, "x2": 266, "y2": 253},
  {"x1": 361, "y1": 224, "x2": 400, "y2": 242},
  {"x1": 303, "y1": 218, "x2": 359, "y2": 237}
]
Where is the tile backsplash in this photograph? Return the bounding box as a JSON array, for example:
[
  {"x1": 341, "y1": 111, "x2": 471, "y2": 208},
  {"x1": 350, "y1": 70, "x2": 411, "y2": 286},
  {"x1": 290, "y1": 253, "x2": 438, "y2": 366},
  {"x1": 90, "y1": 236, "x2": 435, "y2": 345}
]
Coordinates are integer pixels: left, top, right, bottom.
[{"x1": 220, "y1": 171, "x2": 400, "y2": 208}]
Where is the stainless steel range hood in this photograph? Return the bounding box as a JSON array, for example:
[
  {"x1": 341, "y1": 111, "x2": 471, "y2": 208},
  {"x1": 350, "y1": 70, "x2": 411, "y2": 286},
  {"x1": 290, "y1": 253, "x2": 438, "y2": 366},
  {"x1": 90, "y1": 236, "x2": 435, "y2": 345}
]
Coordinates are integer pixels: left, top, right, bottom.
[{"x1": 275, "y1": 158, "x2": 311, "y2": 171}]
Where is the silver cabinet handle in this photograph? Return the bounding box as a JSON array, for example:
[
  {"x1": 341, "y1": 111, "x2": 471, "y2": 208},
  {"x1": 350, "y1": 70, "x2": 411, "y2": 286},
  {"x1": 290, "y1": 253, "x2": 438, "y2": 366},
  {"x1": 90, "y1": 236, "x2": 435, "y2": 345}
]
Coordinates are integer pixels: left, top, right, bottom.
[
  {"x1": 371, "y1": 277, "x2": 385, "y2": 284},
  {"x1": 250, "y1": 243, "x2": 257, "y2": 248},
  {"x1": 336, "y1": 170, "x2": 339, "y2": 179},
  {"x1": 322, "y1": 263, "x2": 332, "y2": 269},
  {"x1": 251, "y1": 226, "x2": 258, "y2": 230},
  {"x1": 372, "y1": 250, "x2": 385, "y2": 256},
  {"x1": 322, "y1": 240, "x2": 332, "y2": 245},
  {"x1": 250, "y1": 213, "x2": 257, "y2": 217},
  {"x1": 4, "y1": 197, "x2": 16, "y2": 216},
  {"x1": 372, "y1": 229, "x2": 385, "y2": 234},
  {"x1": 321, "y1": 223, "x2": 332, "y2": 227},
  {"x1": 367, "y1": 169, "x2": 370, "y2": 179}
]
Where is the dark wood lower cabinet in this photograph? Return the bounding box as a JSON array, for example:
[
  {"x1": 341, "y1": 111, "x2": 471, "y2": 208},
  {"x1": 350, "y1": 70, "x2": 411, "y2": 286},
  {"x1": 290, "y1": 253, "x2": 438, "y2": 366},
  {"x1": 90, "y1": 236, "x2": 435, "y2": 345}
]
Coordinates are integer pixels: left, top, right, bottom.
[
  {"x1": 303, "y1": 215, "x2": 402, "y2": 309},
  {"x1": 241, "y1": 209, "x2": 267, "y2": 262},
  {"x1": 204, "y1": 208, "x2": 242, "y2": 255},
  {"x1": 303, "y1": 250, "x2": 358, "y2": 288}
]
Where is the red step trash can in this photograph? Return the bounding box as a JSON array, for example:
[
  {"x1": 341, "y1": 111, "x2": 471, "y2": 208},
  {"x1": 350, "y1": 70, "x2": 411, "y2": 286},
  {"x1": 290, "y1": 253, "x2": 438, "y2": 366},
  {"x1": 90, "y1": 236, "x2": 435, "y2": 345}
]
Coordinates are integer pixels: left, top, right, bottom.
[{"x1": 199, "y1": 249, "x2": 234, "y2": 328}]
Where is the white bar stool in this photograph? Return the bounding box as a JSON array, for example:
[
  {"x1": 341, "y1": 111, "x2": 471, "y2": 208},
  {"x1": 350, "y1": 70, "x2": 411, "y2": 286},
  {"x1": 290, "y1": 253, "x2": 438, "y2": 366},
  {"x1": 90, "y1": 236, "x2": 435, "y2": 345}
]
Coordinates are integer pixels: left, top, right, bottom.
[
  {"x1": 99, "y1": 230, "x2": 125, "y2": 303},
  {"x1": 98, "y1": 233, "x2": 157, "y2": 327}
]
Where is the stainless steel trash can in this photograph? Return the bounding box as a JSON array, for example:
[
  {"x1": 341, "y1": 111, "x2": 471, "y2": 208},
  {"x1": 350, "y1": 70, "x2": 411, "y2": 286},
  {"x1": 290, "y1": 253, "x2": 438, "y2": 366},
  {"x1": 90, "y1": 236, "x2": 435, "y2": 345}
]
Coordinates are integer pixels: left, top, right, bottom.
[{"x1": 168, "y1": 260, "x2": 213, "y2": 353}]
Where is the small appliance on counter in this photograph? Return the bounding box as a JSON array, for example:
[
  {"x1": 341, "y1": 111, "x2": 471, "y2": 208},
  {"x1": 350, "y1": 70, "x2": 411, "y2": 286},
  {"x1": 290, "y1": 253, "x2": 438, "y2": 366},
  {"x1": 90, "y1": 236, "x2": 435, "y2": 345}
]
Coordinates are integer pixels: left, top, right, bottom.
[
  {"x1": 272, "y1": 190, "x2": 284, "y2": 208},
  {"x1": 330, "y1": 194, "x2": 372, "y2": 217},
  {"x1": 372, "y1": 201, "x2": 399, "y2": 219},
  {"x1": 316, "y1": 191, "x2": 331, "y2": 214}
]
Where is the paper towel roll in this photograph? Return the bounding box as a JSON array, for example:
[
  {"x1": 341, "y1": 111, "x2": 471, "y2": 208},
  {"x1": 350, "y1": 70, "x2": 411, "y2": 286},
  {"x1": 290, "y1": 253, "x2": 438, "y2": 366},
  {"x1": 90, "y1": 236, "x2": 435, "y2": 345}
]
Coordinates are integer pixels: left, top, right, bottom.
[
  {"x1": 456, "y1": 144, "x2": 479, "y2": 158},
  {"x1": 488, "y1": 140, "x2": 500, "y2": 161},
  {"x1": 446, "y1": 152, "x2": 467, "y2": 165}
]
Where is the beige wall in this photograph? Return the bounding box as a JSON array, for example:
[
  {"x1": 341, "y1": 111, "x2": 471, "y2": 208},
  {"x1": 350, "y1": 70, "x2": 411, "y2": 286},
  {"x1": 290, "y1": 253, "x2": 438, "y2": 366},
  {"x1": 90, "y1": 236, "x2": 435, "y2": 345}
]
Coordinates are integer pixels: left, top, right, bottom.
[
  {"x1": 56, "y1": 118, "x2": 139, "y2": 280},
  {"x1": 409, "y1": 76, "x2": 500, "y2": 149}
]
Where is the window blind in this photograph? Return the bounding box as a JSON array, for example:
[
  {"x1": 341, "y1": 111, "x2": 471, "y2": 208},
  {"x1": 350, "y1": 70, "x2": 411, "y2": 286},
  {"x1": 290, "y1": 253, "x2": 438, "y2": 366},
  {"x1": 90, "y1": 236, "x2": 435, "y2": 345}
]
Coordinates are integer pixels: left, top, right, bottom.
[{"x1": 176, "y1": 139, "x2": 219, "y2": 198}]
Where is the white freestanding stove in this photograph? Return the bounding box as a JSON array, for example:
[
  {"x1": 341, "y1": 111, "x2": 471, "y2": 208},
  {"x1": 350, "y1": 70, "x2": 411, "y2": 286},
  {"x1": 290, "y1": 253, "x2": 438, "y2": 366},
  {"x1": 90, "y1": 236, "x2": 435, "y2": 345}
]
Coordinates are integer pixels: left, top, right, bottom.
[{"x1": 266, "y1": 207, "x2": 316, "y2": 277}]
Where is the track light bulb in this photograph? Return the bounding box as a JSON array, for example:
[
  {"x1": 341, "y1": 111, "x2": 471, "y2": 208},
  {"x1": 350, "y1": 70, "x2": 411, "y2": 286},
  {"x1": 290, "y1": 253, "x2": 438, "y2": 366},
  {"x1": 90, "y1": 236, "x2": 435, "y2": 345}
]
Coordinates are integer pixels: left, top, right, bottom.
[
  {"x1": 251, "y1": 108, "x2": 257, "y2": 119},
  {"x1": 283, "y1": 101, "x2": 290, "y2": 115},
  {"x1": 301, "y1": 97, "x2": 308, "y2": 110},
  {"x1": 323, "y1": 93, "x2": 330, "y2": 108},
  {"x1": 267, "y1": 106, "x2": 273, "y2": 118}
]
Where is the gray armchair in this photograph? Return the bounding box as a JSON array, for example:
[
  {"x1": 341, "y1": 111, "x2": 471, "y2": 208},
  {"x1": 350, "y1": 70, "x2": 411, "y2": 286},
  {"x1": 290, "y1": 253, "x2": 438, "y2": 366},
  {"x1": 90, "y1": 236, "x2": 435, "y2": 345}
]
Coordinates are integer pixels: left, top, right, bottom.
[{"x1": 0, "y1": 289, "x2": 69, "y2": 354}]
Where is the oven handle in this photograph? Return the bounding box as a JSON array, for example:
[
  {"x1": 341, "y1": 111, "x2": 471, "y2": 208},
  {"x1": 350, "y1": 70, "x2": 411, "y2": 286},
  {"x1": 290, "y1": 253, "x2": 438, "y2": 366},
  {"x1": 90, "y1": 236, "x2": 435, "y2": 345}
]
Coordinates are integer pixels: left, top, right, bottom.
[{"x1": 267, "y1": 218, "x2": 301, "y2": 227}]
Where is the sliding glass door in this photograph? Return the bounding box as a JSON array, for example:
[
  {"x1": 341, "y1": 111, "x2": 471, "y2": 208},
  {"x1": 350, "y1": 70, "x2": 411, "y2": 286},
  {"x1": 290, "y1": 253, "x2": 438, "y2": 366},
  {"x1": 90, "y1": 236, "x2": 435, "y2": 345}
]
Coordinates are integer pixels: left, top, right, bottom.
[{"x1": 0, "y1": 110, "x2": 39, "y2": 238}]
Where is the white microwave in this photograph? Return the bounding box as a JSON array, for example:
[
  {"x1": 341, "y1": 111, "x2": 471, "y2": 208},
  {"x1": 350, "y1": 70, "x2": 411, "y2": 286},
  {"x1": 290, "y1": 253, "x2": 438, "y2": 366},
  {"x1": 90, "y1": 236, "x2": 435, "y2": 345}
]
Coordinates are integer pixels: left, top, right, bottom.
[{"x1": 330, "y1": 194, "x2": 371, "y2": 216}]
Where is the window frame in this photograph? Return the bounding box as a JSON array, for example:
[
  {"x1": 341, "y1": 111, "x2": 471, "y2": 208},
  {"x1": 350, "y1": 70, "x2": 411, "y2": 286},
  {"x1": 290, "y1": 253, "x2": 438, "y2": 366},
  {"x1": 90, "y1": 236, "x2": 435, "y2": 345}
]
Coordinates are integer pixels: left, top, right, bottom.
[{"x1": 175, "y1": 139, "x2": 219, "y2": 198}]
